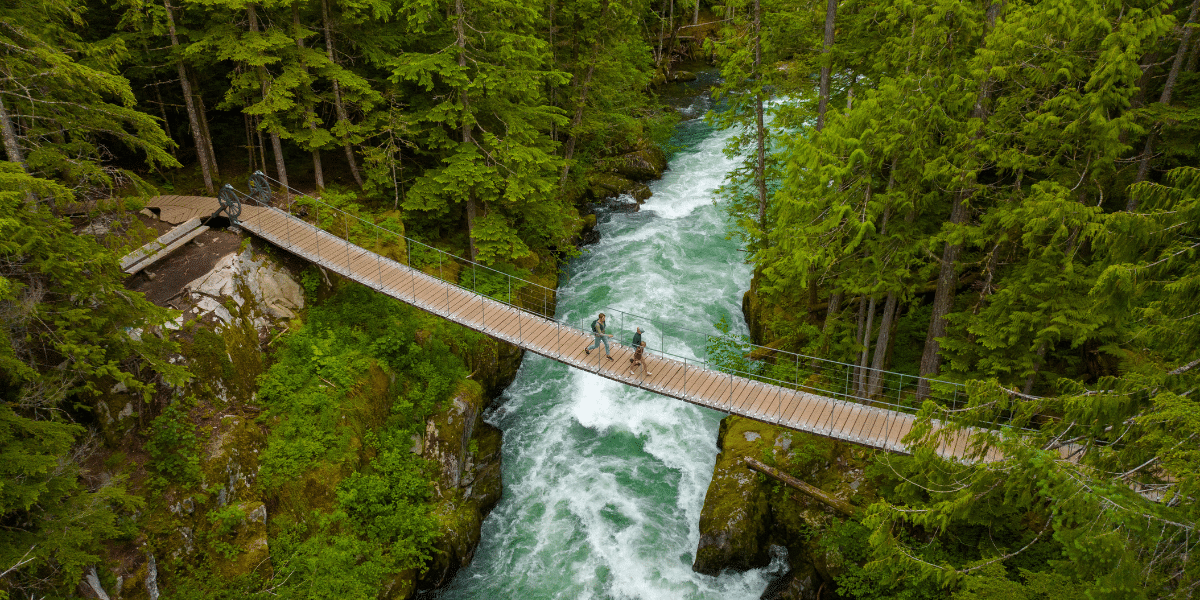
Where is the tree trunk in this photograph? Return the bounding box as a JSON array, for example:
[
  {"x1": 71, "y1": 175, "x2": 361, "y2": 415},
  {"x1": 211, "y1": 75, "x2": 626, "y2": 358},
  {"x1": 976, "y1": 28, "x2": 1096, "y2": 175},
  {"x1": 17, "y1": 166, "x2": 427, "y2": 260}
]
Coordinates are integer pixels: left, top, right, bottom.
[
  {"x1": 1022, "y1": 342, "x2": 1047, "y2": 394},
  {"x1": 693, "y1": 0, "x2": 700, "y2": 25},
  {"x1": 867, "y1": 292, "x2": 897, "y2": 396},
  {"x1": 1, "y1": 95, "x2": 27, "y2": 171},
  {"x1": 1129, "y1": 0, "x2": 1200, "y2": 210},
  {"x1": 164, "y1": 0, "x2": 213, "y2": 194},
  {"x1": 917, "y1": 1, "x2": 1001, "y2": 398},
  {"x1": 858, "y1": 296, "x2": 876, "y2": 395},
  {"x1": 244, "y1": 113, "x2": 255, "y2": 173},
  {"x1": 294, "y1": 5, "x2": 325, "y2": 191},
  {"x1": 270, "y1": 132, "x2": 289, "y2": 193},
  {"x1": 816, "y1": 0, "x2": 838, "y2": 132},
  {"x1": 821, "y1": 291, "x2": 842, "y2": 338},
  {"x1": 561, "y1": 0, "x2": 612, "y2": 183},
  {"x1": 917, "y1": 199, "x2": 966, "y2": 398},
  {"x1": 455, "y1": 0, "x2": 478, "y2": 260},
  {"x1": 193, "y1": 74, "x2": 219, "y2": 178},
  {"x1": 153, "y1": 83, "x2": 175, "y2": 159},
  {"x1": 548, "y1": 0, "x2": 558, "y2": 142},
  {"x1": 321, "y1": 0, "x2": 364, "y2": 187},
  {"x1": 559, "y1": 61, "x2": 600, "y2": 183},
  {"x1": 753, "y1": 0, "x2": 767, "y2": 240},
  {"x1": 249, "y1": 5, "x2": 289, "y2": 194},
  {"x1": 745, "y1": 458, "x2": 859, "y2": 516}
]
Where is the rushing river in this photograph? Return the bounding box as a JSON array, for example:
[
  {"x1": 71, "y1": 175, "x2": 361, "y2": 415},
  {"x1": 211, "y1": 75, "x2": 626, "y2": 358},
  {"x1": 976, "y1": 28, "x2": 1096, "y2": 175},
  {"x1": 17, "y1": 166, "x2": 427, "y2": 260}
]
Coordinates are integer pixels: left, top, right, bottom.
[{"x1": 430, "y1": 74, "x2": 780, "y2": 599}]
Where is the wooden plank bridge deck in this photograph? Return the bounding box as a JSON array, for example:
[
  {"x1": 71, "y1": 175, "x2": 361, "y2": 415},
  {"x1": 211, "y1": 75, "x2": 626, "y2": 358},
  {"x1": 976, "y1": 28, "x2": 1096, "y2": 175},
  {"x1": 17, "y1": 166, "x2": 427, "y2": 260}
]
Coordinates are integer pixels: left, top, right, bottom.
[{"x1": 142, "y1": 195, "x2": 988, "y2": 461}]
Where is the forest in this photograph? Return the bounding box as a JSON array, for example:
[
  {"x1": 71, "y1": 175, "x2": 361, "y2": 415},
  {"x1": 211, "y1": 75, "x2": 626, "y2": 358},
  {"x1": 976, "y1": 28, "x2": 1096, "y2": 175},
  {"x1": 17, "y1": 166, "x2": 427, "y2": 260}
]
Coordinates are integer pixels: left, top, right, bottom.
[
  {"x1": 2, "y1": 0, "x2": 1200, "y2": 597},
  {"x1": 710, "y1": 0, "x2": 1200, "y2": 597}
]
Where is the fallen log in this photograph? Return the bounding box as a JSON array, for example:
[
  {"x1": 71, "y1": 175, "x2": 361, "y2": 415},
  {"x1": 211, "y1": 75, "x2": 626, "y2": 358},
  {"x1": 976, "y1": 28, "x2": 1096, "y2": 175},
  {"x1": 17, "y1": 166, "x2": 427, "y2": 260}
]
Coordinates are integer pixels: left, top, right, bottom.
[{"x1": 745, "y1": 457, "x2": 860, "y2": 517}]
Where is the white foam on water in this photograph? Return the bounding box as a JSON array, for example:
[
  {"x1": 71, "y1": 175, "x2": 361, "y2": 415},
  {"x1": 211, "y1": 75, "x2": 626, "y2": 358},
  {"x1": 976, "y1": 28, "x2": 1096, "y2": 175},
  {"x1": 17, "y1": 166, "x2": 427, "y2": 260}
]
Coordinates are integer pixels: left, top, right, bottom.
[{"x1": 434, "y1": 110, "x2": 765, "y2": 599}]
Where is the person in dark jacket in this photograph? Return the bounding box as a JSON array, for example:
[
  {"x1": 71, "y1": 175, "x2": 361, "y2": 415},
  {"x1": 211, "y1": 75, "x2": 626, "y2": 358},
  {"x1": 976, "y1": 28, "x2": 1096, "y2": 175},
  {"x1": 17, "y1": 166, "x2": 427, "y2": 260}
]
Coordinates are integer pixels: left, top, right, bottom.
[
  {"x1": 628, "y1": 329, "x2": 651, "y2": 376},
  {"x1": 585, "y1": 312, "x2": 613, "y2": 359}
]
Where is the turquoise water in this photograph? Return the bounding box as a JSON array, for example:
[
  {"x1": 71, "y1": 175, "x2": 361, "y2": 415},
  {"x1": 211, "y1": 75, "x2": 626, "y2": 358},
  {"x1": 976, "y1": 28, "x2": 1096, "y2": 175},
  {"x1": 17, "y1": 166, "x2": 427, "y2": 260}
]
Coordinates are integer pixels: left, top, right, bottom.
[{"x1": 430, "y1": 87, "x2": 776, "y2": 600}]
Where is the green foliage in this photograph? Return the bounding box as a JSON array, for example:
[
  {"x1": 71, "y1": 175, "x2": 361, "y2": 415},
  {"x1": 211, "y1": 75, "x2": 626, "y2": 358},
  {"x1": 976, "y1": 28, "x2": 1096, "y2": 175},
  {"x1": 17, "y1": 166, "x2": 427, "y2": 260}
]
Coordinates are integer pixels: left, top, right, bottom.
[
  {"x1": 146, "y1": 401, "x2": 201, "y2": 485},
  {"x1": 208, "y1": 504, "x2": 248, "y2": 537},
  {"x1": 0, "y1": 79, "x2": 183, "y2": 593},
  {"x1": 458, "y1": 261, "x2": 532, "y2": 303},
  {"x1": 336, "y1": 431, "x2": 438, "y2": 570},
  {"x1": 705, "y1": 316, "x2": 760, "y2": 377},
  {"x1": 299, "y1": 267, "x2": 323, "y2": 299}
]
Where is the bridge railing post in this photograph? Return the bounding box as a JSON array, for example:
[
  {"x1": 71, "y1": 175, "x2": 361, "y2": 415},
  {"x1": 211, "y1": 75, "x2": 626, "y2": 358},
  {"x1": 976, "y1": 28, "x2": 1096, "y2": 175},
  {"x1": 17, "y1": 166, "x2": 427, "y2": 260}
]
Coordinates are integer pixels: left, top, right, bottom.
[{"x1": 728, "y1": 370, "x2": 733, "y2": 412}]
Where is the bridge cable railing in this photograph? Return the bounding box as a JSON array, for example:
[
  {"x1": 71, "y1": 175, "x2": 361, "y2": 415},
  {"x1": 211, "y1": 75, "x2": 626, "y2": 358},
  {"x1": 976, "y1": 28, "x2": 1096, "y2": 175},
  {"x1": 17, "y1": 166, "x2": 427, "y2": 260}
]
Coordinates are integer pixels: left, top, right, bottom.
[{"x1": 224, "y1": 173, "x2": 1023, "y2": 432}]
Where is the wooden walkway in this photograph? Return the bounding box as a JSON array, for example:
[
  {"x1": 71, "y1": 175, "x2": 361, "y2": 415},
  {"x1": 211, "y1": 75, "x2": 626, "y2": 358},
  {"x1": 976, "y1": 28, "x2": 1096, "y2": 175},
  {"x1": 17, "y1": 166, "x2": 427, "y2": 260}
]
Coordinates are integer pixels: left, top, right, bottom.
[{"x1": 142, "y1": 195, "x2": 992, "y2": 461}]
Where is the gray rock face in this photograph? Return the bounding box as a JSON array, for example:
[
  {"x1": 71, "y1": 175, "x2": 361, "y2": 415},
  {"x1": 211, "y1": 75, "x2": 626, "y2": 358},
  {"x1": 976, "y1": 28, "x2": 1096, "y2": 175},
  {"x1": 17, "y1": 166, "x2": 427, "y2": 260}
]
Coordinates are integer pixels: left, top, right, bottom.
[
  {"x1": 418, "y1": 384, "x2": 504, "y2": 591},
  {"x1": 185, "y1": 247, "x2": 304, "y2": 325},
  {"x1": 145, "y1": 553, "x2": 160, "y2": 600}
]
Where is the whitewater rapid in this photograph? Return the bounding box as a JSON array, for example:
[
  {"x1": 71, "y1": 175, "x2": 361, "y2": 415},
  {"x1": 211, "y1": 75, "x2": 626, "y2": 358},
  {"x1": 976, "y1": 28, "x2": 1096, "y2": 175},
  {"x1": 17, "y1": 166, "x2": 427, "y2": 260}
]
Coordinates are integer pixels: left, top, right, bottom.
[{"x1": 431, "y1": 82, "x2": 777, "y2": 600}]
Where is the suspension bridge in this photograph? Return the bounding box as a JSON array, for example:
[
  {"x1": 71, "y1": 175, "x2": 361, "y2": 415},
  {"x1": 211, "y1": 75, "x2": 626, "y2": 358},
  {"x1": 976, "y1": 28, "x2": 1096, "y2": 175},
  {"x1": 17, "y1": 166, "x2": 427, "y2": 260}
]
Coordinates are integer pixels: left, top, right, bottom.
[{"x1": 133, "y1": 173, "x2": 1005, "y2": 462}]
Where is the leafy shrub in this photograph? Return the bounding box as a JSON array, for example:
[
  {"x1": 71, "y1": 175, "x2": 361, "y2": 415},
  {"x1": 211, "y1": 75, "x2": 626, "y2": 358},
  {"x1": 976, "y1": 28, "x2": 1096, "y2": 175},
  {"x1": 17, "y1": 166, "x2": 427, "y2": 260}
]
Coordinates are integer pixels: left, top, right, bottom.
[
  {"x1": 336, "y1": 431, "x2": 439, "y2": 570},
  {"x1": 146, "y1": 401, "x2": 200, "y2": 485}
]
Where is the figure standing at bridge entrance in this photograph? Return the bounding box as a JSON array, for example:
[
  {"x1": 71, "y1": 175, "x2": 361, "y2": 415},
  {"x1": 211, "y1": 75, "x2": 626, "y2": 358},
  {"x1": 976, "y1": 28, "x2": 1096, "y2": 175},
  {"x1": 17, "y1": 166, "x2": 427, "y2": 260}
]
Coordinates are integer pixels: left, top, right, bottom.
[{"x1": 585, "y1": 313, "x2": 613, "y2": 359}]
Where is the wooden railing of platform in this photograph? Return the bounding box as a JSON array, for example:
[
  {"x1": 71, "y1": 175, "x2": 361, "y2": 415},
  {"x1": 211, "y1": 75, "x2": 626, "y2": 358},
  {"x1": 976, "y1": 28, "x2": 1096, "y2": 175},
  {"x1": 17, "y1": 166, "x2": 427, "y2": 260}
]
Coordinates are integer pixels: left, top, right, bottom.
[{"x1": 142, "y1": 192, "x2": 997, "y2": 462}]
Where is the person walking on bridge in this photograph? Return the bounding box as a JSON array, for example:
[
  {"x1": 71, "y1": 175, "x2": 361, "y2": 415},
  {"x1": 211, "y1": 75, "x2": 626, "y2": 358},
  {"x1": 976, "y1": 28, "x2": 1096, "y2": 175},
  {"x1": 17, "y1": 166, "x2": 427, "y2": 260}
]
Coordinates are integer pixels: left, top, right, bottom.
[
  {"x1": 628, "y1": 327, "x2": 651, "y2": 376},
  {"x1": 585, "y1": 312, "x2": 614, "y2": 360}
]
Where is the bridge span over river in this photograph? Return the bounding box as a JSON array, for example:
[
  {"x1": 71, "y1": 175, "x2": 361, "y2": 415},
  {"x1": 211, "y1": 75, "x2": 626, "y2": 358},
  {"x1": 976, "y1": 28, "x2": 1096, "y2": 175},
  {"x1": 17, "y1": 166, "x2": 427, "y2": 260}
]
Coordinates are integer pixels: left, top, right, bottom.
[{"x1": 139, "y1": 174, "x2": 1002, "y2": 463}]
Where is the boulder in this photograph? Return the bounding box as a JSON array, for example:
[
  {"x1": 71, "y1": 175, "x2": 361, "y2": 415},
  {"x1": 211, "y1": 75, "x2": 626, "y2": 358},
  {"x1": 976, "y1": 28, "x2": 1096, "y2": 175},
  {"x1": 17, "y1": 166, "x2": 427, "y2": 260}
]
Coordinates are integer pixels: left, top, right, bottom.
[
  {"x1": 599, "y1": 146, "x2": 668, "y2": 181},
  {"x1": 185, "y1": 247, "x2": 304, "y2": 326},
  {"x1": 587, "y1": 173, "x2": 651, "y2": 203},
  {"x1": 692, "y1": 417, "x2": 774, "y2": 575}
]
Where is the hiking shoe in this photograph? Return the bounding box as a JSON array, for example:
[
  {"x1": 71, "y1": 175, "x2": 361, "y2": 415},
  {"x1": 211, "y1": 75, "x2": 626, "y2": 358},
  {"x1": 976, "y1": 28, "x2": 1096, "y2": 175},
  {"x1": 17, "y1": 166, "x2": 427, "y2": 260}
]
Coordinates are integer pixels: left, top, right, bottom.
[
  {"x1": 585, "y1": 349, "x2": 590, "y2": 355},
  {"x1": 606, "y1": 355, "x2": 613, "y2": 361}
]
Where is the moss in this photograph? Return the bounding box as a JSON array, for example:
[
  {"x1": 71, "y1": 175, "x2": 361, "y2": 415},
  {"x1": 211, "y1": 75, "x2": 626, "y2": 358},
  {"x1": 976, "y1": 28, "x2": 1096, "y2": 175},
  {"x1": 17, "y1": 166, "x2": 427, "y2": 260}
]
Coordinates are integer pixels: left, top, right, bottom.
[
  {"x1": 419, "y1": 488, "x2": 484, "y2": 589},
  {"x1": 209, "y1": 501, "x2": 271, "y2": 581},
  {"x1": 693, "y1": 416, "x2": 776, "y2": 575},
  {"x1": 695, "y1": 414, "x2": 876, "y2": 584}
]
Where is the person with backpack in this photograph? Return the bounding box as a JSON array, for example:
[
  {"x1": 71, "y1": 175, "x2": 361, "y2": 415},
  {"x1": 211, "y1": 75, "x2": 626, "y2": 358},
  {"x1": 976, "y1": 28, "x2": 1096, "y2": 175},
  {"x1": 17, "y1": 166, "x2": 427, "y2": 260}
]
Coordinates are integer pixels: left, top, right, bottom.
[{"x1": 585, "y1": 312, "x2": 614, "y2": 360}]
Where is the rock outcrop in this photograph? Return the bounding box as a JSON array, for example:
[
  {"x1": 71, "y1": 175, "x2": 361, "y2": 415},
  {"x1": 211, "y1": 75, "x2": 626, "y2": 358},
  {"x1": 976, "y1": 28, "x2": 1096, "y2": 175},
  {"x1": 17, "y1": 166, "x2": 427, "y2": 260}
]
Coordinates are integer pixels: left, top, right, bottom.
[
  {"x1": 693, "y1": 418, "x2": 774, "y2": 574},
  {"x1": 587, "y1": 172, "x2": 652, "y2": 203},
  {"x1": 185, "y1": 246, "x2": 304, "y2": 325},
  {"x1": 418, "y1": 380, "x2": 504, "y2": 590},
  {"x1": 693, "y1": 416, "x2": 874, "y2": 598},
  {"x1": 598, "y1": 146, "x2": 667, "y2": 182}
]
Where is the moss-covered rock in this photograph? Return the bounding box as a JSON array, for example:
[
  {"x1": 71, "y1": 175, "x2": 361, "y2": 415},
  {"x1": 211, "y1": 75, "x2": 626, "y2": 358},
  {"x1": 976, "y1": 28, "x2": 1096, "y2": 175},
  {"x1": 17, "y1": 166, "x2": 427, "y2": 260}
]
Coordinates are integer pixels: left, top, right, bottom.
[
  {"x1": 209, "y1": 501, "x2": 271, "y2": 581},
  {"x1": 418, "y1": 381, "x2": 504, "y2": 590},
  {"x1": 742, "y1": 273, "x2": 768, "y2": 345},
  {"x1": 587, "y1": 172, "x2": 651, "y2": 203},
  {"x1": 694, "y1": 415, "x2": 875, "y2": 592},
  {"x1": 599, "y1": 146, "x2": 668, "y2": 181},
  {"x1": 458, "y1": 336, "x2": 525, "y2": 403},
  {"x1": 693, "y1": 417, "x2": 774, "y2": 575}
]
